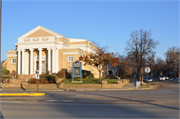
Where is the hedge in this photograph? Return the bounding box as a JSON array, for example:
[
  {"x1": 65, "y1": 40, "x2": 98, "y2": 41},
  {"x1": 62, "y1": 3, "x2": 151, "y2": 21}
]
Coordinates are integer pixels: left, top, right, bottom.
[
  {"x1": 40, "y1": 75, "x2": 57, "y2": 84},
  {"x1": 69, "y1": 70, "x2": 94, "y2": 79},
  {"x1": 29, "y1": 78, "x2": 49, "y2": 84},
  {"x1": 1, "y1": 76, "x2": 12, "y2": 79},
  {"x1": 1, "y1": 69, "x2": 10, "y2": 75}
]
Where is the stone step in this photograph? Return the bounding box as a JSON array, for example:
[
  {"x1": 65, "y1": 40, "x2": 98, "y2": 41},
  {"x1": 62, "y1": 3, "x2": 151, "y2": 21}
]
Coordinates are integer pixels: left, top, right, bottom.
[{"x1": 12, "y1": 75, "x2": 35, "y2": 84}]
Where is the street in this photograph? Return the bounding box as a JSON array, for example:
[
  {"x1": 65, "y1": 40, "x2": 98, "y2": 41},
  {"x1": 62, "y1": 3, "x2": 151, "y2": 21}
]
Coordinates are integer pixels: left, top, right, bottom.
[{"x1": 1, "y1": 79, "x2": 179, "y2": 118}]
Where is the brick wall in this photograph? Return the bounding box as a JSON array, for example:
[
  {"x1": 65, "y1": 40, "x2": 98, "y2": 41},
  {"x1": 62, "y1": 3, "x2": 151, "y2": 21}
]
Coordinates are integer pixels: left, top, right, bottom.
[
  {"x1": 59, "y1": 83, "x2": 101, "y2": 88},
  {"x1": 19, "y1": 79, "x2": 130, "y2": 89}
]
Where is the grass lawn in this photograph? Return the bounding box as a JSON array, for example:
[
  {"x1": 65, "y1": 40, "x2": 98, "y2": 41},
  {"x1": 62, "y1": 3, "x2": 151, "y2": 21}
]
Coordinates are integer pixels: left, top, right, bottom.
[{"x1": 62, "y1": 78, "x2": 119, "y2": 84}]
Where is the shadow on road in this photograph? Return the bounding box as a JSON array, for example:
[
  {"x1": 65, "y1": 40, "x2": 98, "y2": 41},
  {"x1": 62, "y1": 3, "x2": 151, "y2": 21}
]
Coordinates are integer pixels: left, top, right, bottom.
[
  {"x1": 0, "y1": 111, "x2": 4, "y2": 119},
  {"x1": 72, "y1": 91, "x2": 179, "y2": 110},
  {"x1": 42, "y1": 90, "x2": 179, "y2": 118}
]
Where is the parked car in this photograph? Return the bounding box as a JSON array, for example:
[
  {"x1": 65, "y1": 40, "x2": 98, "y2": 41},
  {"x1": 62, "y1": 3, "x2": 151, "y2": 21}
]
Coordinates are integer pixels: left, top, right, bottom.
[
  {"x1": 140, "y1": 76, "x2": 145, "y2": 81},
  {"x1": 169, "y1": 78, "x2": 173, "y2": 81},
  {"x1": 165, "y1": 76, "x2": 169, "y2": 80},
  {"x1": 159, "y1": 75, "x2": 165, "y2": 81},
  {"x1": 144, "y1": 76, "x2": 153, "y2": 82}
]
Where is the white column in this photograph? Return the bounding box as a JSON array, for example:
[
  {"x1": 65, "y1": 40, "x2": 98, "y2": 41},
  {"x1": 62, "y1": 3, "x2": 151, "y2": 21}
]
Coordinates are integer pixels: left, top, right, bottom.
[
  {"x1": 52, "y1": 48, "x2": 55, "y2": 73},
  {"x1": 18, "y1": 49, "x2": 21, "y2": 74},
  {"x1": 56, "y1": 48, "x2": 59, "y2": 72},
  {"x1": 30, "y1": 48, "x2": 33, "y2": 74},
  {"x1": 21, "y1": 49, "x2": 25, "y2": 74},
  {"x1": 48, "y1": 47, "x2": 51, "y2": 74},
  {"x1": 39, "y1": 48, "x2": 42, "y2": 74}
]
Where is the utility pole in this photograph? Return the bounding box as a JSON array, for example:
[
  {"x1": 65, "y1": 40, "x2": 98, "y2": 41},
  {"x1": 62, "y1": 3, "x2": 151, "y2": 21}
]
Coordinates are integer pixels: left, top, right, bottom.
[
  {"x1": 173, "y1": 46, "x2": 176, "y2": 78},
  {"x1": 0, "y1": 0, "x2": 2, "y2": 93}
]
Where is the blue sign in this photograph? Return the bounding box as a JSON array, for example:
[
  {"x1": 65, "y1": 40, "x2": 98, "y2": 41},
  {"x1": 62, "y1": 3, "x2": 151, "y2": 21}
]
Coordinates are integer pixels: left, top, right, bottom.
[{"x1": 72, "y1": 61, "x2": 82, "y2": 81}]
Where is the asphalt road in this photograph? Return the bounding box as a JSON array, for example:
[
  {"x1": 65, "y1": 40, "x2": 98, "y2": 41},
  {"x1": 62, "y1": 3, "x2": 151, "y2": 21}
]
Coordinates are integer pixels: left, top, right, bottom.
[{"x1": 1, "y1": 78, "x2": 179, "y2": 118}]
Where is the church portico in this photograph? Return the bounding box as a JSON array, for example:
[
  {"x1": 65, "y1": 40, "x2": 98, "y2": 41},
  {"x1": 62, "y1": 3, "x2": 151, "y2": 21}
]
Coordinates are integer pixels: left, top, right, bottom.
[{"x1": 17, "y1": 47, "x2": 58, "y2": 75}]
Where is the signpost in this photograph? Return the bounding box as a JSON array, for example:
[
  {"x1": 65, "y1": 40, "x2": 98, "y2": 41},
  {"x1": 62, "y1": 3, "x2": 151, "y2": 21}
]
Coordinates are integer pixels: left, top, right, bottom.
[
  {"x1": 35, "y1": 70, "x2": 39, "y2": 93},
  {"x1": 145, "y1": 67, "x2": 151, "y2": 88},
  {"x1": 72, "y1": 61, "x2": 82, "y2": 82}
]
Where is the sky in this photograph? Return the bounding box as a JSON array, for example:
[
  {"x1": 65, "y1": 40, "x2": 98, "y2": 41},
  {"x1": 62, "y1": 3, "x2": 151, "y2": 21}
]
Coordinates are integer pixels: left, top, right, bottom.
[{"x1": 1, "y1": 0, "x2": 179, "y2": 61}]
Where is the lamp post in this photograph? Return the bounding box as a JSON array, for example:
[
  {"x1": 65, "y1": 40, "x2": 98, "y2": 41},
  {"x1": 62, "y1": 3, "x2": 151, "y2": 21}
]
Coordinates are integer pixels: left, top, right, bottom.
[{"x1": 36, "y1": 70, "x2": 39, "y2": 93}]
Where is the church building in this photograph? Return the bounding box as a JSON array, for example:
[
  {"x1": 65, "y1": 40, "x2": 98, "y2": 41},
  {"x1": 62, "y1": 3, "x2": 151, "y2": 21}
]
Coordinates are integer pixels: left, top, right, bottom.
[{"x1": 3, "y1": 25, "x2": 100, "y2": 78}]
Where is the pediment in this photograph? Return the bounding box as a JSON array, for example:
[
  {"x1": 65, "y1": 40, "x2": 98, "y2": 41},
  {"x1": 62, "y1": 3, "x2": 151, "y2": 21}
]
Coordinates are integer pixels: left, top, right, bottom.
[
  {"x1": 26, "y1": 29, "x2": 55, "y2": 38},
  {"x1": 18, "y1": 25, "x2": 65, "y2": 39}
]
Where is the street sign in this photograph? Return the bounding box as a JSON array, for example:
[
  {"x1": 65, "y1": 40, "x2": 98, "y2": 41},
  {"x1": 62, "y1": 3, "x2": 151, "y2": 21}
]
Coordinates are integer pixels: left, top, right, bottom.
[
  {"x1": 145, "y1": 67, "x2": 151, "y2": 88},
  {"x1": 145, "y1": 67, "x2": 151, "y2": 73},
  {"x1": 72, "y1": 61, "x2": 82, "y2": 81}
]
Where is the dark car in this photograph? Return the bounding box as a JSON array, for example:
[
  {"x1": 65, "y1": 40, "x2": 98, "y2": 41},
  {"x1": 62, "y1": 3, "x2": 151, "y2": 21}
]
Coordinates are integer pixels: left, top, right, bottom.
[{"x1": 144, "y1": 76, "x2": 153, "y2": 82}]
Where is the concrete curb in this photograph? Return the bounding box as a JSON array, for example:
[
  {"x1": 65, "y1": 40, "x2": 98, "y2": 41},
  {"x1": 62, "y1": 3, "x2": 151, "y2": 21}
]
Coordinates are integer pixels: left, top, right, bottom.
[
  {"x1": 0, "y1": 93, "x2": 46, "y2": 96},
  {"x1": 1, "y1": 86, "x2": 157, "y2": 92}
]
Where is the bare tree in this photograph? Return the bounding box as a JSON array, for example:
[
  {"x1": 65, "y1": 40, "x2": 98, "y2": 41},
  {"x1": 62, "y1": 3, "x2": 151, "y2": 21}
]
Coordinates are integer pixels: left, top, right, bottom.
[
  {"x1": 126, "y1": 29, "x2": 159, "y2": 81},
  {"x1": 117, "y1": 61, "x2": 132, "y2": 78},
  {"x1": 165, "y1": 46, "x2": 179, "y2": 77}
]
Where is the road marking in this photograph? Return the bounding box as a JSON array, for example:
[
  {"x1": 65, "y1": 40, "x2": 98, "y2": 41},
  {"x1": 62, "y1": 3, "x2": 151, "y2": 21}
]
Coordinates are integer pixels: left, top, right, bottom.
[
  {"x1": 0, "y1": 93, "x2": 45, "y2": 96},
  {"x1": 43, "y1": 100, "x2": 74, "y2": 102},
  {"x1": 0, "y1": 101, "x2": 23, "y2": 103}
]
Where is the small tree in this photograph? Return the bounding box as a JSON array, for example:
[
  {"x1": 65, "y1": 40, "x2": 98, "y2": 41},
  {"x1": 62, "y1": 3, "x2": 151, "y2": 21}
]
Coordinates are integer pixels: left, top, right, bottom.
[{"x1": 79, "y1": 42, "x2": 118, "y2": 81}]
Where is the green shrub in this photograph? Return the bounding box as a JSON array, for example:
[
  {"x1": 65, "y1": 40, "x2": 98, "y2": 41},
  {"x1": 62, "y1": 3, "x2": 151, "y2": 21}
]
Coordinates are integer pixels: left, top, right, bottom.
[
  {"x1": 1, "y1": 76, "x2": 12, "y2": 79},
  {"x1": 69, "y1": 70, "x2": 94, "y2": 79},
  {"x1": 82, "y1": 70, "x2": 92, "y2": 78},
  {"x1": 57, "y1": 69, "x2": 66, "y2": 78},
  {"x1": 51, "y1": 73, "x2": 57, "y2": 75},
  {"x1": 87, "y1": 73, "x2": 94, "y2": 78},
  {"x1": 69, "y1": 72, "x2": 73, "y2": 79},
  {"x1": 40, "y1": 75, "x2": 57, "y2": 84},
  {"x1": 1, "y1": 69, "x2": 10, "y2": 75},
  {"x1": 29, "y1": 78, "x2": 50, "y2": 84},
  {"x1": 38, "y1": 78, "x2": 49, "y2": 84},
  {"x1": 29, "y1": 78, "x2": 37, "y2": 84}
]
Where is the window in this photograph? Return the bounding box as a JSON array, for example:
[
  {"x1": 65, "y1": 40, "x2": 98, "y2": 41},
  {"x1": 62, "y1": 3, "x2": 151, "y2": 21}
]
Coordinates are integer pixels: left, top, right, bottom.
[
  {"x1": 68, "y1": 56, "x2": 73, "y2": 62},
  {"x1": 12, "y1": 58, "x2": 16, "y2": 64}
]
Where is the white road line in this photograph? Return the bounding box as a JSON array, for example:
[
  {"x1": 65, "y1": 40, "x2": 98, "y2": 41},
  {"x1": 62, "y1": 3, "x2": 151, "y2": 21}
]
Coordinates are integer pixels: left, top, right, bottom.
[
  {"x1": 0, "y1": 101, "x2": 23, "y2": 103},
  {"x1": 45, "y1": 100, "x2": 74, "y2": 102}
]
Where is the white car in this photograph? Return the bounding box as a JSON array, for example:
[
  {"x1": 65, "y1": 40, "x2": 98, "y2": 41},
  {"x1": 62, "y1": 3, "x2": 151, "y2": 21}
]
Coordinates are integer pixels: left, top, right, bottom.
[{"x1": 159, "y1": 75, "x2": 165, "y2": 81}]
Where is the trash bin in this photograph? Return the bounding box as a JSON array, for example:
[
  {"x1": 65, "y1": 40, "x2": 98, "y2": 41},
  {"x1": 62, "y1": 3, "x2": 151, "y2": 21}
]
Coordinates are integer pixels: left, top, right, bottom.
[{"x1": 136, "y1": 81, "x2": 140, "y2": 89}]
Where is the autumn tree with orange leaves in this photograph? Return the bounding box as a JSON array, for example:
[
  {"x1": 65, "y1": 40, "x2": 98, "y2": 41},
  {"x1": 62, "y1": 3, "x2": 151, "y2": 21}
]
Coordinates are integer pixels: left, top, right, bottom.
[{"x1": 79, "y1": 44, "x2": 119, "y2": 81}]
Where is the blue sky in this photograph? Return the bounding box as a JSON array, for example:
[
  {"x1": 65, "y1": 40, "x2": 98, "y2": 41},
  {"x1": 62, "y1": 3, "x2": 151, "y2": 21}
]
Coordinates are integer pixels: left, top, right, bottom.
[{"x1": 1, "y1": 0, "x2": 179, "y2": 61}]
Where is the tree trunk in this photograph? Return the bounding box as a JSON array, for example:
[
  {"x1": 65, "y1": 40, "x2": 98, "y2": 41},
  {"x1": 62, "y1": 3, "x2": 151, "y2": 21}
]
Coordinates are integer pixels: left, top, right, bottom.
[
  {"x1": 136, "y1": 67, "x2": 140, "y2": 81},
  {"x1": 99, "y1": 71, "x2": 101, "y2": 82}
]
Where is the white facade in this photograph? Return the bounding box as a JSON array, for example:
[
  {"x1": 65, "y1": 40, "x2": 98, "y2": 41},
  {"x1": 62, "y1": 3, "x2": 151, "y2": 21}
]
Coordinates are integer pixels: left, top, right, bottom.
[{"x1": 14, "y1": 25, "x2": 97, "y2": 75}]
